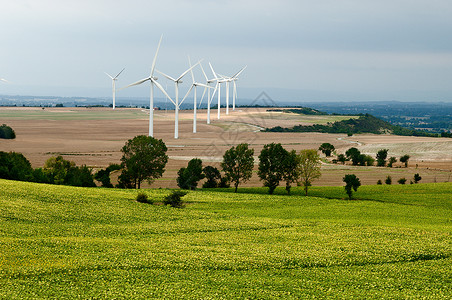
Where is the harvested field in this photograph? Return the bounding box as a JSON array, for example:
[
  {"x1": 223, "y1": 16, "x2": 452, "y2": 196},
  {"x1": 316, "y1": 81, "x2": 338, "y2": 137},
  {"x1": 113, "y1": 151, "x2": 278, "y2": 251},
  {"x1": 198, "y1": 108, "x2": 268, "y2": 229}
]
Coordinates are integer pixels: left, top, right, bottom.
[{"x1": 1, "y1": 107, "x2": 451, "y2": 188}]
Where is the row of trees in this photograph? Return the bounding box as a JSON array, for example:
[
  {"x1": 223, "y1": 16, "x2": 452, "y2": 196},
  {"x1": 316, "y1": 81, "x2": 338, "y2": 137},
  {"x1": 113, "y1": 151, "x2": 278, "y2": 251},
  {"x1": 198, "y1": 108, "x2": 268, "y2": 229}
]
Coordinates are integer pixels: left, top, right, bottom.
[
  {"x1": 174, "y1": 143, "x2": 322, "y2": 195},
  {"x1": 0, "y1": 152, "x2": 96, "y2": 187},
  {"x1": 319, "y1": 142, "x2": 411, "y2": 168}
]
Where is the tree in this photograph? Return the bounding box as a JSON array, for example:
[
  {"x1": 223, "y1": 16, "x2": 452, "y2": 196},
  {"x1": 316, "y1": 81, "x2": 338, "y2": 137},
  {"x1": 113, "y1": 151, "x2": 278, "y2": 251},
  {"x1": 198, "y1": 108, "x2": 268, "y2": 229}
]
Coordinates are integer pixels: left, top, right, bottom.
[
  {"x1": 177, "y1": 158, "x2": 204, "y2": 190},
  {"x1": 388, "y1": 157, "x2": 397, "y2": 168},
  {"x1": 120, "y1": 135, "x2": 168, "y2": 189},
  {"x1": 363, "y1": 155, "x2": 375, "y2": 166},
  {"x1": 281, "y1": 150, "x2": 300, "y2": 195},
  {"x1": 398, "y1": 177, "x2": 407, "y2": 185},
  {"x1": 202, "y1": 166, "x2": 221, "y2": 188},
  {"x1": 319, "y1": 143, "x2": 335, "y2": 157},
  {"x1": 337, "y1": 154, "x2": 347, "y2": 165},
  {"x1": 376, "y1": 149, "x2": 388, "y2": 167},
  {"x1": 44, "y1": 155, "x2": 75, "y2": 184},
  {"x1": 343, "y1": 174, "x2": 361, "y2": 200},
  {"x1": 297, "y1": 149, "x2": 322, "y2": 196},
  {"x1": 258, "y1": 143, "x2": 287, "y2": 194},
  {"x1": 385, "y1": 175, "x2": 392, "y2": 185},
  {"x1": 400, "y1": 154, "x2": 410, "y2": 168},
  {"x1": 345, "y1": 147, "x2": 361, "y2": 166},
  {"x1": 95, "y1": 164, "x2": 121, "y2": 188},
  {"x1": 221, "y1": 143, "x2": 254, "y2": 193},
  {"x1": 0, "y1": 151, "x2": 33, "y2": 181},
  {"x1": 413, "y1": 173, "x2": 422, "y2": 184},
  {"x1": 43, "y1": 156, "x2": 95, "y2": 187},
  {"x1": 0, "y1": 124, "x2": 16, "y2": 139}
]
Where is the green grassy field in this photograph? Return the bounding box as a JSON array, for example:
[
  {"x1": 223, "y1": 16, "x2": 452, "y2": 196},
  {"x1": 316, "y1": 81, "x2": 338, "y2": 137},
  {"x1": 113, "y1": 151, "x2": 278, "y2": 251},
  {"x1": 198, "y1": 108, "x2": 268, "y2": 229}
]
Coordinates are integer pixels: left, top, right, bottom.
[{"x1": 1, "y1": 179, "x2": 451, "y2": 298}]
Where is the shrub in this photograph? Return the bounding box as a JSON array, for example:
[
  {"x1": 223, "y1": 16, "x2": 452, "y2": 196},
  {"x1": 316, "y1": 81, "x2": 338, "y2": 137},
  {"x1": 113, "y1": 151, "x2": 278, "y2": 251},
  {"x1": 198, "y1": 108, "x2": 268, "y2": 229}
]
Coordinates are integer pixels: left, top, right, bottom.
[
  {"x1": 385, "y1": 175, "x2": 392, "y2": 185},
  {"x1": 163, "y1": 191, "x2": 187, "y2": 208},
  {"x1": 414, "y1": 173, "x2": 422, "y2": 184},
  {"x1": 0, "y1": 124, "x2": 16, "y2": 139},
  {"x1": 398, "y1": 177, "x2": 407, "y2": 185},
  {"x1": 136, "y1": 192, "x2": 151, "y2": 204},
  {"x1": 343, "y1": 174, "x2": 361, "y2": 200},
  {"x1": 377, "y1": 179, "x2": 382, "y2": 185}
]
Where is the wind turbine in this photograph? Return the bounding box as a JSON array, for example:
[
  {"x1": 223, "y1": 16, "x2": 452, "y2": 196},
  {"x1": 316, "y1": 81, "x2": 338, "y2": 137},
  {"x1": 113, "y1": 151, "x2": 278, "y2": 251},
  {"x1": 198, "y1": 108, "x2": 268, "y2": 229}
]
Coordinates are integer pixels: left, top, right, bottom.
[
  {"x1": 156, "y1": 60, "x2": 201, "y2": 139},
  {"x1": 180, "y1": 57, "x2": 211, "y2": 133},
  {"x1": 199, "y1": 64, "x2": 219, "y2": 125},
  {"x1": 121, "y1": 35, "x2": 172, "y2": 137},
  {"x1": 218, "y1": 66, "x2": 247, "y2": 112},
  {"x1": 104, "y1": 68, "x2": 124, "y2": 109},
  {"x1": 208, "y1": 63, "x2": 227, "y2": 120}
]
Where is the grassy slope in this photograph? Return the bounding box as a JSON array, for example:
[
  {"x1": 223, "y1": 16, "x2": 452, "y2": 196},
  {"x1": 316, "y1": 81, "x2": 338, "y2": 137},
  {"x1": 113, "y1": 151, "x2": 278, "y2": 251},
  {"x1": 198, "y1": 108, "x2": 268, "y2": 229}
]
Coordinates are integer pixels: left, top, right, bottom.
[{"x1": 0, "y1": 179, "x2": 451, "y2": 299}]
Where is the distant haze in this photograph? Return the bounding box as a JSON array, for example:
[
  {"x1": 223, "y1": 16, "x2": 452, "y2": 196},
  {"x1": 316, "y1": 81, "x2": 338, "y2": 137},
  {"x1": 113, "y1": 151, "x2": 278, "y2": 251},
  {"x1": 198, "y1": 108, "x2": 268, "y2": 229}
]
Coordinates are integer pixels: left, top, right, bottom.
[{"x1": 1, "y1": 0, "x2": 452, "y2": 103}]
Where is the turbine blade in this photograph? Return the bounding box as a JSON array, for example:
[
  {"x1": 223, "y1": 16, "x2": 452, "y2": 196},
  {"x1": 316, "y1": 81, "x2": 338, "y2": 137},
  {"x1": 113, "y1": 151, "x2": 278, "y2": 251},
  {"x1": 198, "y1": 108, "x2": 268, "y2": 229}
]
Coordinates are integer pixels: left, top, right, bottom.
[
  {"x1": 199, "y1": 85, "x2": 208, "y2": 107},
  {"x1": 200, "y1": 63, "x2": 209, "y2": 81},
  {"x1": 119, "y1": 77, "x2": 150, "y2": 90},
  {"x1": 196, "y1": 82, "x2": 211, "y2": 89},
  {"x1": 114, "y1": 68, "x2": 125, "y2": 79},
  {"x1": 176, "y1": 60, "x2": 202, "y2": 82},
  {"x1": 156, "y1": 70, "x2": 176, "y2": 82},
  {"x1": 180, "y1": 84, "x2": 194, "y2": 107},
  {"x1": 209, "y1": 62, "x2": 218, "y2": 79},
  {"x1": 188, "y1": 55, "x2": 195, "y2": 83},
  {"x1": 232, "y1": 65, "x2": 247, "y2": 79},
  {"x1": 210, "y1": 82, "x2": 218, "y2": 104},
  {"x1": 150, "y1": 34, "x2": 163, "y2": 77},
  {"x1": 104, "y1": 72, "x2": 114, "y2": 79},
  {"x1": 152, "y1": 78, "x2": 176, "y2": 106},
  {"x1": 0, "y1": 78, "x2": 9, "y2": 83}
]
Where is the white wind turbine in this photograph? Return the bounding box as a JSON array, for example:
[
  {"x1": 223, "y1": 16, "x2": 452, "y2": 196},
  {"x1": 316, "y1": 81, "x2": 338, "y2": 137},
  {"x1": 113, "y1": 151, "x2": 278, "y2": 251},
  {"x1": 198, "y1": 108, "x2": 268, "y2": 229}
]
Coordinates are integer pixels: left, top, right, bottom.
[
  {"x1": 156, "y1": 60, "x2": 201, "y2": 139},
  {"x1": 104, "y1": 68, "x2": 124, "y2": 109},
  {"x1": 121, "y1": 35, "x2": 172, "y2": 137},
  {"x1": 199, "y1": 64, "x2": 219, "y2": 124},
  {"x1": 208, "y1": 63, "x2": 227, "y2": 120},
  {"x1": 180, "y1": 57, "x2": 211, "y2": 133},
  {"x1": 218, "y1": 66, "x2": 247, "y2": 112}
]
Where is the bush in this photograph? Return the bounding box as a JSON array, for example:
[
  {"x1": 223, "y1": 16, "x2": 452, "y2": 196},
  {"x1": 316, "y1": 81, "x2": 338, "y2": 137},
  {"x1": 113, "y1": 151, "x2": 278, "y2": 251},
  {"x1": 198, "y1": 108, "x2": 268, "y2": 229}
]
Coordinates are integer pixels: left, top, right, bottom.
[
  {"x1": 385, "y1": 175, "x2": 392, "y2": 185},
  {"x1": 163, "y1": 191, "x2": 187, "y2": 208},
  {"x1": 414, "y1": 173, "x2": 422, "y2": 184},
  {"x1": 136, "y1": 192, "x2": 151, "y2": 204},
  {"x1": 398, "y1": 177, "x2": 407, "y2": 185},
  {"x1": 0, "y1": 124, "x2": 16, "y2": 139},
  {"x1": 377, "y1": 179, "x2": 382, "y2": 185}
]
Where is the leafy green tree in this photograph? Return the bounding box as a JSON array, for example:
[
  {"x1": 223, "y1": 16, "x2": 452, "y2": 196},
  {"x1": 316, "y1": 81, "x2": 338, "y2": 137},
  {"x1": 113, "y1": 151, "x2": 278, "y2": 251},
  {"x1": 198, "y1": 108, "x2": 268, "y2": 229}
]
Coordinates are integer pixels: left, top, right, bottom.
[
  {"x1": 345, "y1": 147, "x2": 361, "y2": 166},
  {"x1": 400, "y1": 154, "x2": 410, "y2": 168},
  {"x1": 281, "y1": 149, "x2": 300, "y2": 195},
  {"x1": 413, "y1": 173, "x2": 422, "y2": 184},
  {"x1": 319, "y1": 143, "x2": 335, "y2": 157},
  {"x1": 297, "y1": 149, "x2": 322, "y2": 196},
  {"x1": 388, "y1": 157, "x2": 397, "y2": 168},
  {"x1": 95, "y1": 164, "x2": 121, "y2": 188},
  {"x1": 0, "y1": 124, "x2": 16, "y2": 139},
  {"x1": 44, "y1": 156, "x2": 75, "y2": 184},
  {"x1": 0, "y1": 151, "x2": 33, "y2": 181},
  {"x1": 177, "y1": 158, "x2": 204, "y2": 190},
  {"x1": 66, "y1": 165, "x2": 96, "y2": 187},
  {"x1": 337, "y1": 154, "x2": 347, "y2": 165},
  {"x1": 221, "y1": 143, "x2": 254, "y2": 193},
  {"x1": 343, "y1": 174, "x2": 361, "y2": 200},
  {"x1": 398, "y1": 177, "x2": 407, "y2": 185},
  {"x1": 385, "y1": 175, "x2": 392, "y2": 185},
  {"x1": 202, "y1": 166, "x2": 221, "y2": 188},
  {"x1": 120, "y1": 135, "x2": 168, "y2": 189},
  {"x1": 363, "y1": 155, "x2": 375, "y2": 166},
  {"x1": 258, "y1": 143, "x2": 287, "y2": 194},
  {"x1": 376, "y1": 149, "x2": 389, "y2": 167}
]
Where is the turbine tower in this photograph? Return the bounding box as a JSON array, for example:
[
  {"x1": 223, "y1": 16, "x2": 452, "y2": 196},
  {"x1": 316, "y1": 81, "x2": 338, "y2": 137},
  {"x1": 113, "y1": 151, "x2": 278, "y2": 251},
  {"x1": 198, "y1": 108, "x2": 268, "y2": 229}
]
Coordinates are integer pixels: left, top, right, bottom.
[
  {"x1": 121, "y1": 35, "x2": 172, "y2": 137},
  {"x1": 156, "y1": 60, "x2": 201, "y2": 139},
  {"x1": 105, "y1": 68, "x2": 125, "y2": 109},
  {"x1": 218, "y1": 66, "x2": 247, "y2": 112},
  {"x1": 199, "y1": 64, "x2": 219, "y2": 125},
  {"x1": 208, "y1": 63, "x2": 226, "y2": 120},
  {"x1": 180, "y1": 57, "x2": 211, "y2": 133}
]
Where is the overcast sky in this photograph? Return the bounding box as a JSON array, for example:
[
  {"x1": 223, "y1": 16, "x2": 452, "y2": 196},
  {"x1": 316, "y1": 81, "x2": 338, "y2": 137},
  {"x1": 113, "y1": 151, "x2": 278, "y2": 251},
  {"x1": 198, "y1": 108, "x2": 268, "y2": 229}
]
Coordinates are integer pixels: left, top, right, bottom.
[{"x1": 1, "y1": 0, "x2": 452, "y2": 102}]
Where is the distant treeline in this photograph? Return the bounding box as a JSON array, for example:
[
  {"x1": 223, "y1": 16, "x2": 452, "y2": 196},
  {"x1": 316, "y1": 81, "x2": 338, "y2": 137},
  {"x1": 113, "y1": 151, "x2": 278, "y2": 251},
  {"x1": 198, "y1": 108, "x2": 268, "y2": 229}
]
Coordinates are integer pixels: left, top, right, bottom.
[
  {"x1": 265, "y1": 114, "x2": 446, "y2": 137},
  {"x1": 267, "y1": 108, "x2": 328, "y2": 116},
  {"x1": 0, "y1": 124, "x2": 15, "y2": 139}
]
